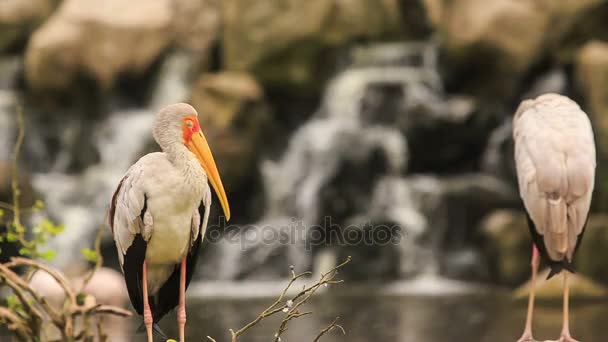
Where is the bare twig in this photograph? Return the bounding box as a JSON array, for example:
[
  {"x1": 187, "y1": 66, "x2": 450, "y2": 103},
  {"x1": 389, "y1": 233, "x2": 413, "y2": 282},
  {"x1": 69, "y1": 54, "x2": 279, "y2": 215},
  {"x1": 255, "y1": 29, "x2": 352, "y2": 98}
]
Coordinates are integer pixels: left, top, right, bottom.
[
  {"x1": 273, "y1": 256, "x2": 350, "y2": 342},
  {"x1": 80, "y1": 226, "x2": 105, "y2": 292},
  {"x1": 313, "y1": 317, "x2": 345, "y2": 342},
  {"x1": 10, "y1": 105, "x2": 25, "y2": 229},
  {"x1": 215, "y1": 256, "x2": 351, "y2": 342}
]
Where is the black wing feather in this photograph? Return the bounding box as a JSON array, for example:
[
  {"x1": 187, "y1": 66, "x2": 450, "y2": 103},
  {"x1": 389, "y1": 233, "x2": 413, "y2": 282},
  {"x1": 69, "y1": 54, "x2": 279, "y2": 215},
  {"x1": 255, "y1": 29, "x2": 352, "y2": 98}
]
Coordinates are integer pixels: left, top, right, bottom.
[{"x1": 524, "y1": 210, "x2": 588, "y2": 279}]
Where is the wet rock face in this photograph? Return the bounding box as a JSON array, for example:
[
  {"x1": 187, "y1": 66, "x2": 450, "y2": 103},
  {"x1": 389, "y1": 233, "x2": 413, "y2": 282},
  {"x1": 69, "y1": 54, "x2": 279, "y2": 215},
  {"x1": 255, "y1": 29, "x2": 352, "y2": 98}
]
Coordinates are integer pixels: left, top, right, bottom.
[
  {"x1": 479, "y1": 210, "x2": 530, "y2": 287},
  {"x1": 190, "y1": 71, "x2": 272, "y2": 196},
  {"x1": 576, "y1": 41, "x2": 608, "y2": 211},
  {"x1": 573, "y1": 215, "x2": 608, "y2": 285},
  {"x1": 437, "y1": 0, "x2": 603, "y2": 98},
  {"x1": 0, "y1": 0, "x2": 54, "y2": 52},
  {"x1": 222, "y1": 0, "x2": 404, "y2": 92},
  {"x1": 25, "y1": 0, "x2": 174, "y2": 91}
]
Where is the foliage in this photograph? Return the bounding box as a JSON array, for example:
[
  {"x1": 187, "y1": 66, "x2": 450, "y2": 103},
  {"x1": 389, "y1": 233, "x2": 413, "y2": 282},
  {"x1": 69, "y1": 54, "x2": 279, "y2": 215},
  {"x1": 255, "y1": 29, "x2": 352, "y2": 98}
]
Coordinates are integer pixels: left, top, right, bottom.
[{"x1": 0, "y1": 106, "x2": 125, "y2": 342}]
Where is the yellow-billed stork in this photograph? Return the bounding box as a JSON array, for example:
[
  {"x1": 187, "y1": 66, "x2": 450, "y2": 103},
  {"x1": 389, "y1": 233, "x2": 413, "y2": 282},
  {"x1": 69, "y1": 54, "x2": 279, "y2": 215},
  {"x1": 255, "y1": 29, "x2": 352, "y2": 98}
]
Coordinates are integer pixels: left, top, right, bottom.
[
  {"x1": 513, "y1": 94, "x2": 595, "y2": 342},
  {"x1": 108, "y1": 103, "x2": 230, "y2": 342}
]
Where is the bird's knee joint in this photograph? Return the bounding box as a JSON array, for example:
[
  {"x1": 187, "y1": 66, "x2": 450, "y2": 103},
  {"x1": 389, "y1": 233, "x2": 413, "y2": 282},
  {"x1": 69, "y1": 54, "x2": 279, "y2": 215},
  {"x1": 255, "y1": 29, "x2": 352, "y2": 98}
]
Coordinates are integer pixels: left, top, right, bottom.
[{"x1": 177, "y1": 310, "x2": 187, "y2": 324}]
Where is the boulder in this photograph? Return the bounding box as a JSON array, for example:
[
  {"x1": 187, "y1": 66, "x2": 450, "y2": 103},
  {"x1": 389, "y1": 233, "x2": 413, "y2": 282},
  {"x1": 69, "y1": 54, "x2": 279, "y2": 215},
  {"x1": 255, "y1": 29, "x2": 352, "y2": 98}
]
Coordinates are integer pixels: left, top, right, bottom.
[
  {"x1": 573, "y1": 215, "x2": 608, "y2": 285},
  {"x1": 480, "y1": 210, "x2": 531, "y2": 286},
  {"x1": 437, "y1": 0, "x2": 603, "y2": 97},
  {"x1": 222, "y1": 0, "x2": 404, "y2": 92},
  {"x1": 575, "y1": 41, "x2": 608, "y2": 211},
  {"x1": 189, "y1": 71, "x2": 272, "y2": 190},
  {"x1": 514, "y1": 269, "x2": 608, "y2": 302},
  {"x1": 0, "y1": 0, "x2": 54, "y2": 51},
  {"x1": 25, "y1": 0, "x2": 174, "y2": 91},
  {"x1": 173, "y1": 0, "x2": 220, "y2": 53}
]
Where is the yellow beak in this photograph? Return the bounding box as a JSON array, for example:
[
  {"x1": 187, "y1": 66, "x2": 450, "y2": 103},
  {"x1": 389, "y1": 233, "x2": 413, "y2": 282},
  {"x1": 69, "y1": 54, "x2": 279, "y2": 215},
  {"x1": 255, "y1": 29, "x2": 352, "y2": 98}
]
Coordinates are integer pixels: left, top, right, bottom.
[{"x1": 187, "y1": 131, "x2": 231, "y2": 221}]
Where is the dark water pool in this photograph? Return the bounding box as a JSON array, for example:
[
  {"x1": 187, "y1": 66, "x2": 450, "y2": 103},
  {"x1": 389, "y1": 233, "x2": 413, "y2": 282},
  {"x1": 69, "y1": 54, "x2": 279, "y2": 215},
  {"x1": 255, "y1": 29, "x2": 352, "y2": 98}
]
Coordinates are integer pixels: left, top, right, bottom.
[{"x1": 128, "y1": 290, "x2": 606, "y2": 342}]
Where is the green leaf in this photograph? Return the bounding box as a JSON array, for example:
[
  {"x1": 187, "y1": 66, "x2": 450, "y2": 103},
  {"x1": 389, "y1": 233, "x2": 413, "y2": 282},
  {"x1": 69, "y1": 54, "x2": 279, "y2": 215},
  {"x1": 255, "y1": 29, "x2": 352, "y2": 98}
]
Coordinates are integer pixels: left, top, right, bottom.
[
  {"x1": 34, "y1": 200, "x2": 44, "y2": 209},
  {"x1": 80, "y1": 248, "x2": 98, "y2": 263},
  {"x1": 6, "y1": 232, "x2": 18, "y2": 242},
  {"x1": 6, "y1": 295, "x2": 19, "y2": 309},
  {"x1": 18, "y1": 248, "x2": 31, "y2": 256},
  {"x1": 40, "y1": 250, "x2": 56, "y2": 261},
  {"x1": 0, "y1": 208, "x2": 4, "y2": 217},
  {"x1": 14, "y1": 224, "x2": 25, "y2": 233},
  {"x1": 166, "y1": 340, "x2": 177, "y2": 342},
  {"x1": 0, "y1": 235, "x2": 4, "y2": 242}
]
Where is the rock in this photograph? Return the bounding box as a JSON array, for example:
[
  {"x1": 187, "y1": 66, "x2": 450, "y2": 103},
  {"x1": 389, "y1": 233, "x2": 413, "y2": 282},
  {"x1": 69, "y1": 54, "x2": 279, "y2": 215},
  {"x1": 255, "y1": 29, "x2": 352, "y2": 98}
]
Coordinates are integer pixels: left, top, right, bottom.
[
  {"x1": 438, "y1": 0, "x2": 603, "y2": 97},
  {"x1": 514, "y1": 269, "x2": 608, "y2": 302},
  {"x1": 29, "y1": 267, "x2": 128, "y2": 307},
  {"x1": 29, "y1": 267, "x2": 130, "y2": 342},
  {"x1": 0, "y1": 0, "x2": 54, "y2": 51},
  {"x1": 575, "y1": 41, "x2": 608, "y2": 211},
  {"x1": 25, "y1": 0, "x2": 174, "y2": 91},
  {"x1": 173, "y1": 0, "x2": 220, "y2": 53},
  {"x1": 222, "y1": 0, "x2": 404, "y2": 91},
  {"x1": 481, "y1": 211, "x2": 608, "y2": 287},
  {"x1": 479, "y1": 210, "x2": 530, "y2": 286},
  {"x1": 189, "y1": 71, "x2": 272, "y2": 191},
  {"x1": 573, "y1": 215, "x2": 608, "y2": 285}
]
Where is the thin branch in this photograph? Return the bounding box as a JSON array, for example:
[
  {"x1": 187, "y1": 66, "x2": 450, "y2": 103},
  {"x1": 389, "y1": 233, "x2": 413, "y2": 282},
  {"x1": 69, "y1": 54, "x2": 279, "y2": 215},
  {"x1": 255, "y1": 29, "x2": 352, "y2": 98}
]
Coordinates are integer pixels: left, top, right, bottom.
[
  {"x1": 80, "y1": 226, "x2": 105, "y2": 292},
  {"x1": 10, "y1": 105, "x2": 25, "y2": 229},
  {"x1": 313, "y1": 317, "x2": 345, "y2": 342},
  {"x1": 217, "y1": 256, "x2": 351, "y2": 342}
]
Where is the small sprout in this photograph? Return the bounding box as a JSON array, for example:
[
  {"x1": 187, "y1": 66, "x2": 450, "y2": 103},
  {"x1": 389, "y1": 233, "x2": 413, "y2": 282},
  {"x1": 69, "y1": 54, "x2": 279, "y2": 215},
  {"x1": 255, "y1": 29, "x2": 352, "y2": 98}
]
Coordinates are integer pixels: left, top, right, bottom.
[
  {"x1": 34, "y1": 200, "x2": 44, "y2": 209},
  {"x1": 282, "y1": 307, "x2": 289, "y2": 313},
  {"x1": 15, "y1": 223, "x2": 25, "y2": 233},
  {"x1": 289, "y1": 265, "x2": 294, "y2": 271},
  {"x1": 81, "y1": 248, "x2": 99, "y2": 263},
  {"x1": 6, "y1": 232, "x2": 18, "y2": 242},
  {"x1": 286, "y1": 300, "x2": 293, "y2": 308},
  {"x1": 40, "y1": 249, "x2": 56, "y2": 261},
  {"x1": 324, "y1": 283, "x2": 328, "y2": 288}
]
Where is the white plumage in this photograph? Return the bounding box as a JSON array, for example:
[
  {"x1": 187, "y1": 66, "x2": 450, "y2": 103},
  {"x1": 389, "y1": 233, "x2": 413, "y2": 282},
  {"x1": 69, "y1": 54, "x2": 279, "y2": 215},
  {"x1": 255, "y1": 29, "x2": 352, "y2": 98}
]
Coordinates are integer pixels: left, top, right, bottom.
[
  {"x1": 108, "y1": 103, "x2": 230, "y2": 341},
  {"x1": 513, "y1": 93, "x2": 595, "y2": 262},
  {"x1": 112, "y1": 152, "x2": 211, "y2": 293}
]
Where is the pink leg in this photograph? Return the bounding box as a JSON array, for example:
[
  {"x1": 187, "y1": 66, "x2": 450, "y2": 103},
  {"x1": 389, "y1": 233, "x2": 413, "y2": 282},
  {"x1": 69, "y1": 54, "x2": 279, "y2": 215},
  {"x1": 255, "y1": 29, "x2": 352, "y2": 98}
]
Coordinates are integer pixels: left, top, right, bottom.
[
  {"x1": 178, "y1": 257, "x2": 187, "y2": 342},
  {"x1": 142, "y1": 261, "x2": 153, "y2": 342},
  {"x1": 559, "y1": 271, "x2": 579, "y2": 342},
  {"x1": 517, "y1": 246, "x2": 539, "y2": 342}
]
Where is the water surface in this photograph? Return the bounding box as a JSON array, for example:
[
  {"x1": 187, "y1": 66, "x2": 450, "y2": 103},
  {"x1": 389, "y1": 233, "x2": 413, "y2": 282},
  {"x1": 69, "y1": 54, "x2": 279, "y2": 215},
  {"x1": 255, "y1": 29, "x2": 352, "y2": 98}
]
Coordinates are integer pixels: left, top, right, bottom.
[{"x1": 134, "y1": 286, "x2": 606, "y2": 342}]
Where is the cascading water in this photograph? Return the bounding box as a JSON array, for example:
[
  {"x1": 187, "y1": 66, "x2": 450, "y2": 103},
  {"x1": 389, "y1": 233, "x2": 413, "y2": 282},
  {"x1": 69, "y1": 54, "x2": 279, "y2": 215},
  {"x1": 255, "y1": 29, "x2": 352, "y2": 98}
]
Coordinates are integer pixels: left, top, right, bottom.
[
  {"x1": 27, "y1": 52, "x2": 196, "y2": 268},
  {"x1": 197, "y1": 42, "x2": 492, "y2": 284}
]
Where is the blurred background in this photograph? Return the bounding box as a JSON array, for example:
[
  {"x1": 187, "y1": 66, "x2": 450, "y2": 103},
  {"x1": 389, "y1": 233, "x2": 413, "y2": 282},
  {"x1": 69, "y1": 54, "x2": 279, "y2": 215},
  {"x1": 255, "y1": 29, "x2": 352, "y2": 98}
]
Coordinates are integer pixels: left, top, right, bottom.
[{"x1": 1, "y1": 0, "x2": 608, "y2": 341}]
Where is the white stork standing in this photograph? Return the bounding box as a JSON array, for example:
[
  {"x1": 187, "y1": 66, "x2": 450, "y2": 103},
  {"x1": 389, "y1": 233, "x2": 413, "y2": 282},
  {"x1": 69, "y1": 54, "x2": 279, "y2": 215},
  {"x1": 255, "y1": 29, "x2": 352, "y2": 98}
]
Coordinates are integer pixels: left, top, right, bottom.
[
  {"x1": 513, "y1": 94, "x2": 595, "y2": 342},
  {"x1": 108, "y1": 103, "x2": 230, "y2": 342}
]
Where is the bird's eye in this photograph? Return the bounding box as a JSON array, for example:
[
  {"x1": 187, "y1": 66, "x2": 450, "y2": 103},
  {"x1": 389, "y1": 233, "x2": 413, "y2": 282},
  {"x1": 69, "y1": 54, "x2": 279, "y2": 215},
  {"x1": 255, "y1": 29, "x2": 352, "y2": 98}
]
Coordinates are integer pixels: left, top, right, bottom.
[{"x1": 186, "y1": 120, "x2": 193, "y2": 128}]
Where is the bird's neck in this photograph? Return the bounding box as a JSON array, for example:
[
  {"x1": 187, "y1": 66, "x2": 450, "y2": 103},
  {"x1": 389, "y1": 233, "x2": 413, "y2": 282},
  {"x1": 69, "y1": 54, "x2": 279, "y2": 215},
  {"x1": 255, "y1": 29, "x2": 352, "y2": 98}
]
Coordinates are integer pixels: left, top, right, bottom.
[{"x1": 164, "y1": 144, "x2": 206, "y2": 193}]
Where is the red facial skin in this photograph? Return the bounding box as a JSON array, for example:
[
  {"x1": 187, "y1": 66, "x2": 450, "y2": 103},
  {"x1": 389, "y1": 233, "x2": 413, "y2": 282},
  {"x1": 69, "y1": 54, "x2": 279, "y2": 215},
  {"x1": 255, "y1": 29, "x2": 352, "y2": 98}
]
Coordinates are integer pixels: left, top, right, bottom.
[{"x1": 182, "y1": 115, "x2": 201, "y2": 144}]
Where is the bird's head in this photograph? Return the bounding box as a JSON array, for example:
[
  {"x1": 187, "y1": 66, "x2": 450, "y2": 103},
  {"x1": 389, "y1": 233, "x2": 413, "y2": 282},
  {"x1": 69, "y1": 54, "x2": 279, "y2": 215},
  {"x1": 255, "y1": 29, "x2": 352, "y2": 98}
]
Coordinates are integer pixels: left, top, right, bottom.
[{"x1": 153, "y1": 103, "x2": 230, "y2": 221}]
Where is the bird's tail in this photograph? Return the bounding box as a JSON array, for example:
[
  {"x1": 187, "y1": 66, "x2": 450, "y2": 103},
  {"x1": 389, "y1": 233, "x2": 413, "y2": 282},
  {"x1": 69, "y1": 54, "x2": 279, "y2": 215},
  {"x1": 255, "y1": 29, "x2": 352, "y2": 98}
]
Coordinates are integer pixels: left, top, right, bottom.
[
  {"x1": 546, "y1": 258, "x2": 575, "y2": 280},
  {"x1": 137, "y1": 321, "x2": 168, "y2": 339}
]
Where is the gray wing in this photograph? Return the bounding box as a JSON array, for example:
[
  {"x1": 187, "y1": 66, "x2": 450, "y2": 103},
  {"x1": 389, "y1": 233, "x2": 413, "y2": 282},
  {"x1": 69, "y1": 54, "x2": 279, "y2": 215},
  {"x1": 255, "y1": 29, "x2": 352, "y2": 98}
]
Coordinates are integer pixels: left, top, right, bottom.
[
  {"x1": 513, "y1": 94, "x2": 596, "y2": 261},
  {"x1": 108, "y1": 162, "x2": 149, "y2": 266}
]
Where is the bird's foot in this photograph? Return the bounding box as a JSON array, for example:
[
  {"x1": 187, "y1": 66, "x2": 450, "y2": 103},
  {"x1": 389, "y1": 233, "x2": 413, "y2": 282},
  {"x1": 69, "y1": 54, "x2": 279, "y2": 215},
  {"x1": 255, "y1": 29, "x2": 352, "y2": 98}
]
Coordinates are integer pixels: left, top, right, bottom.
[{"x1": 516, "y1": 332, "x2": 536, "y2": 342}]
